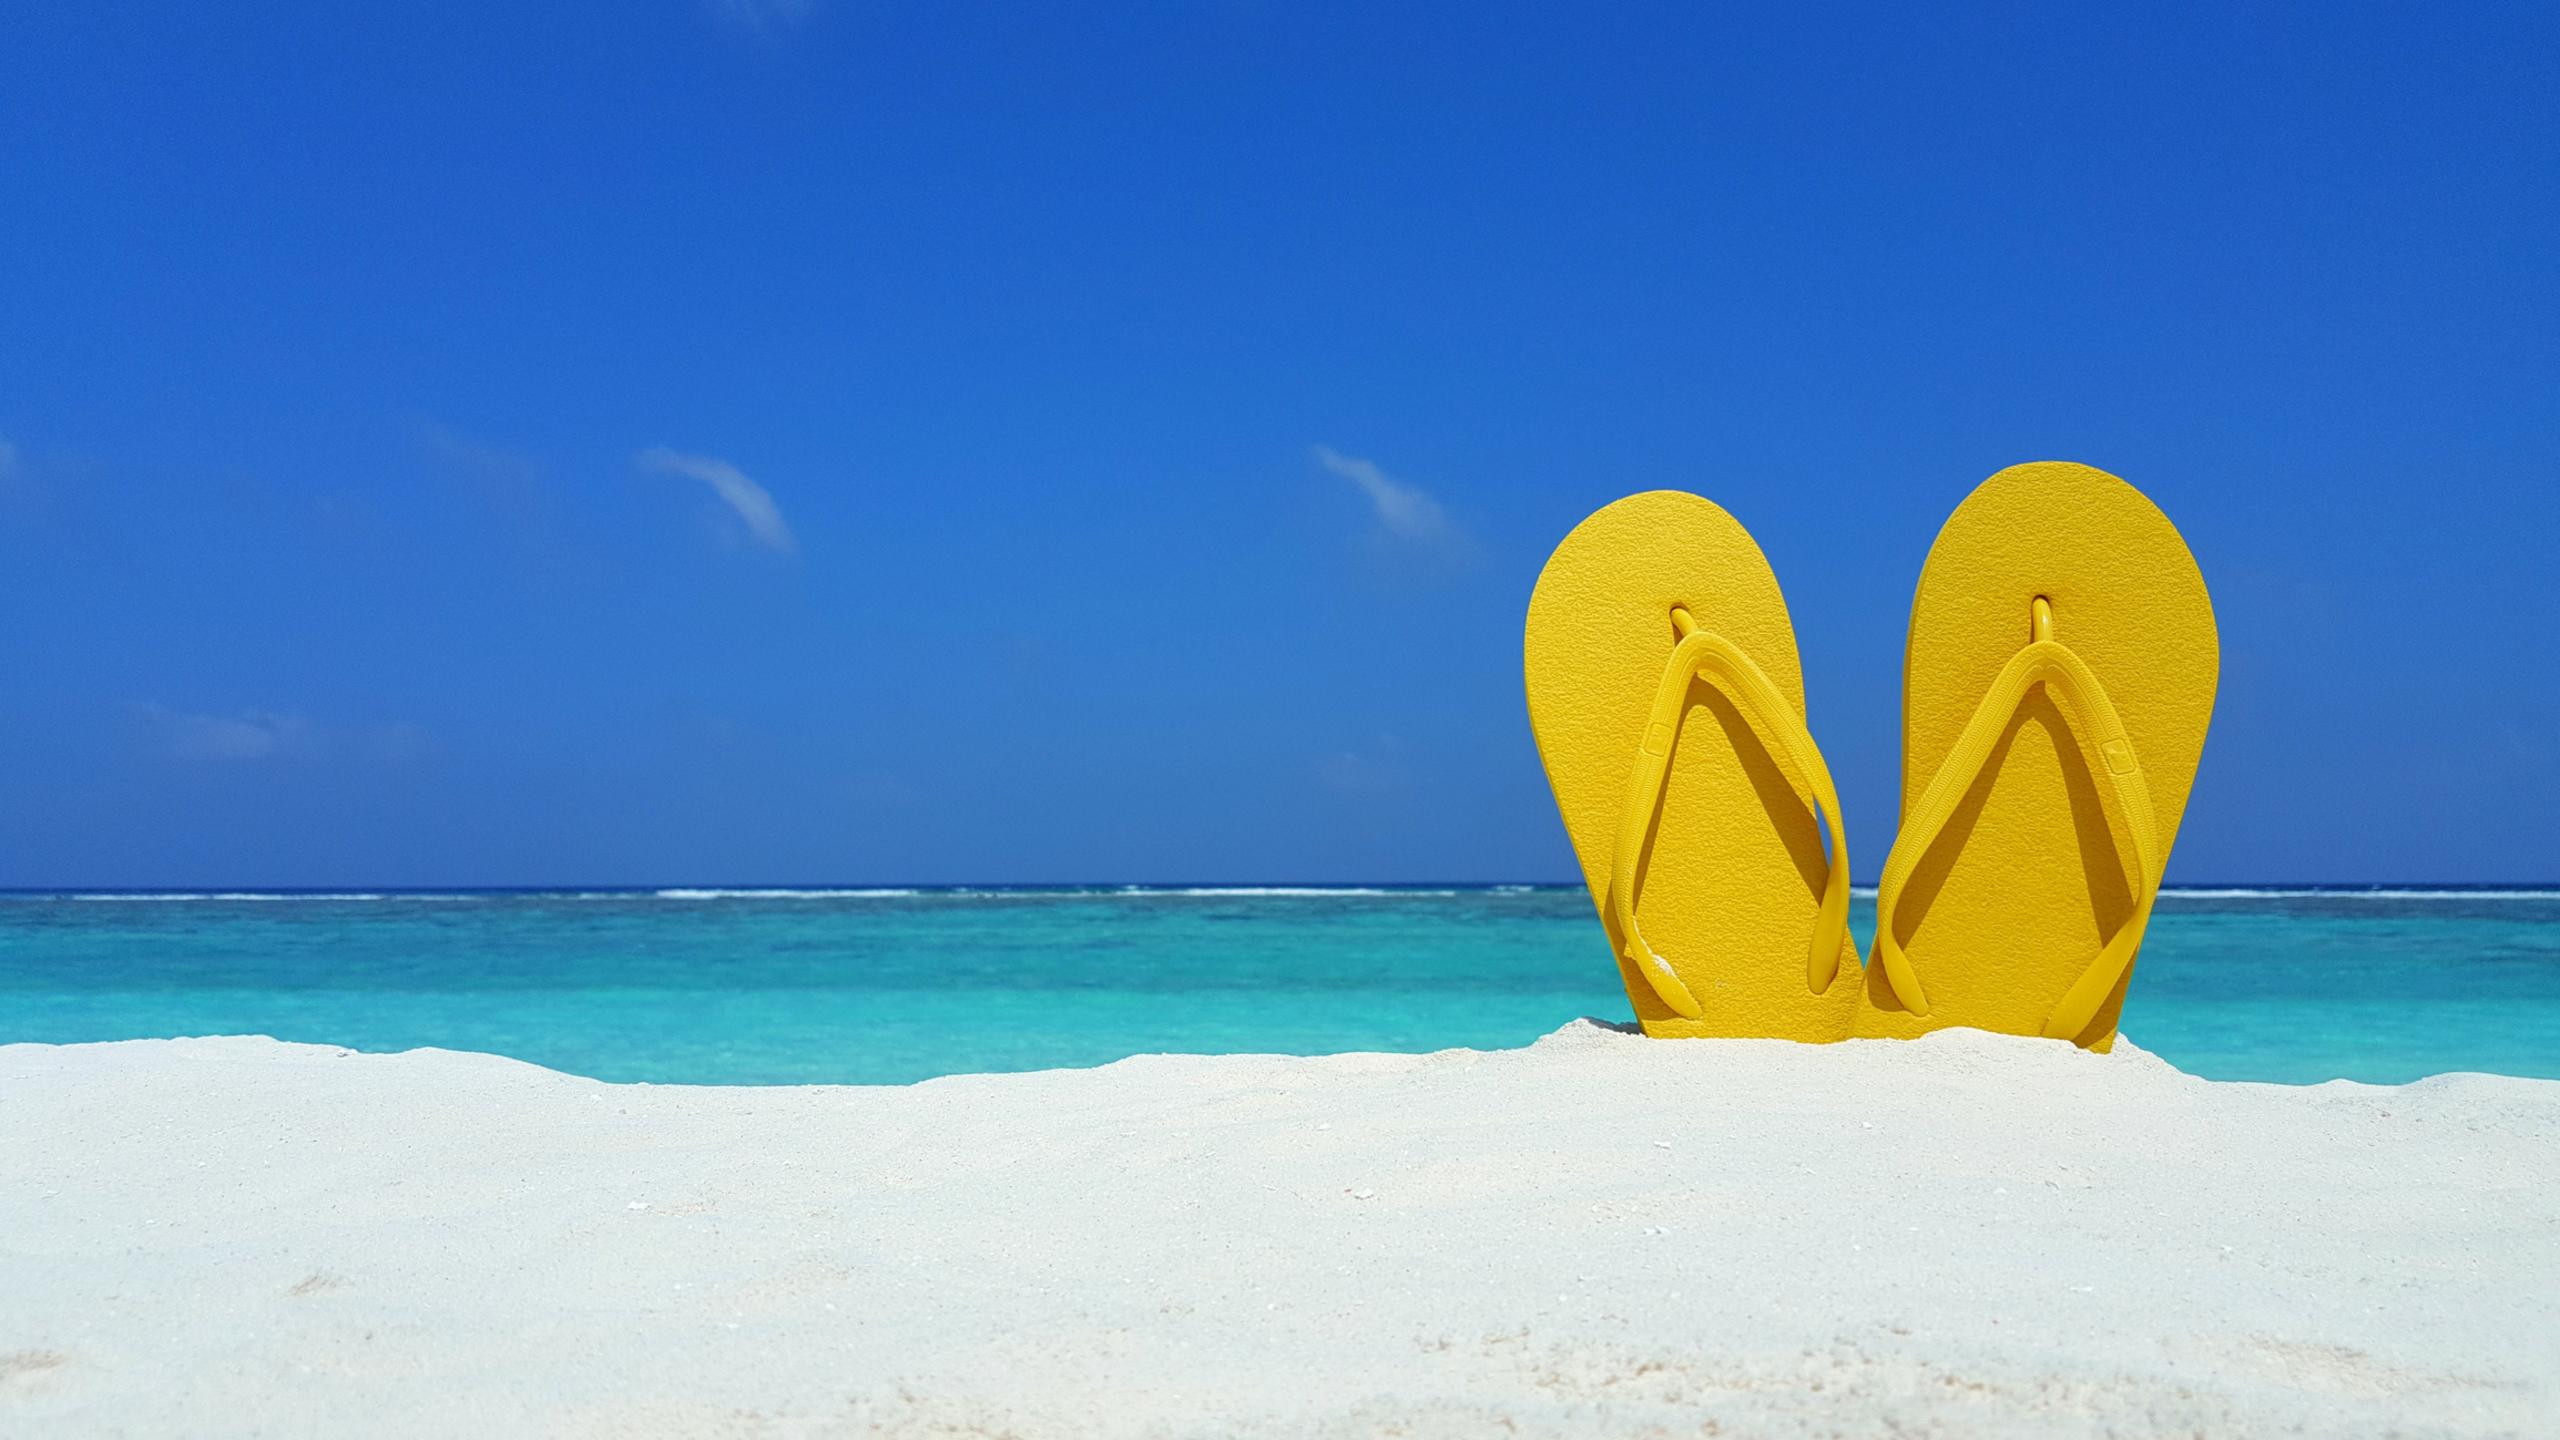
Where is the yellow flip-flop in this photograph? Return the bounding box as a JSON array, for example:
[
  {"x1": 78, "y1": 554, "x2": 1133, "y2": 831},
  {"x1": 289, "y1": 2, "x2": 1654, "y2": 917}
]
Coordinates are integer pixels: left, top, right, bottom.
[
  {"x1": 1525, "y1": 491, "x2": 1862, "y2": 1041},
  {"x1": 1858, "y1": 462, "x2": 2218, "y2": 1050}
]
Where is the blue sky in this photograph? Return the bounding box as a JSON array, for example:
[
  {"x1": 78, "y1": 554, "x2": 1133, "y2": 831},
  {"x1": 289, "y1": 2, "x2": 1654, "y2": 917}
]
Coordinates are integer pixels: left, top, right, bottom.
[{"x1": 3, "y1": 2, "x2": 2553, "y2": 886}]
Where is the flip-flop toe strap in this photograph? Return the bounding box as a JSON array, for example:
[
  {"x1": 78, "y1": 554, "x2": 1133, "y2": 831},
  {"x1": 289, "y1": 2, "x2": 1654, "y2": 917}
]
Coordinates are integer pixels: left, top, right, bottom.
[
  {"x1": 1873, "y1": 629, "x2": 2162, "y2": 1039},
  {"x1": 1607, "y1": 609, "x2": 1852, "y2": 1020}
]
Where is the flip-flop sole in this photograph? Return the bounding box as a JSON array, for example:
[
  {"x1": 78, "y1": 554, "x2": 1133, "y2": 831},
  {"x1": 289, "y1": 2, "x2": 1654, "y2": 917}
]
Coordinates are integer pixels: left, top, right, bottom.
[
  {"x1": 1525, "y1": 491, "x2": 1863, "y2": 1040},
  {"x1": 1859, "y1": 462, "x2": 2218, "y2": 1048}
]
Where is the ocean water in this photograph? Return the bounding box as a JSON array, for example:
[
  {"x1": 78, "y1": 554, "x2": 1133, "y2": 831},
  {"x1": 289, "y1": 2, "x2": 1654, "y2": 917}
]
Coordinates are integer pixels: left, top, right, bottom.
[{"x1": 1, "y1": 886, "x2": 2553, "y2": 1086}]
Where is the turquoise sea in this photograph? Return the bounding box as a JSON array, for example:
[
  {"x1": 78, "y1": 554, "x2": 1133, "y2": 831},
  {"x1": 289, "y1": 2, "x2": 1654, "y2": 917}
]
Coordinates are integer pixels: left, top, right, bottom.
[{"x1": 2, "y1": 886, "x2": 2553, "y2": 1086}]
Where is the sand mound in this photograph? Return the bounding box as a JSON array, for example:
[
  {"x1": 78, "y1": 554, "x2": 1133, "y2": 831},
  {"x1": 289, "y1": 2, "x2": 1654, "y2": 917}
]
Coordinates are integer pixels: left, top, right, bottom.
[{"x1": 4, "y1": 1026, "x2": 2553, "y2": 1436}]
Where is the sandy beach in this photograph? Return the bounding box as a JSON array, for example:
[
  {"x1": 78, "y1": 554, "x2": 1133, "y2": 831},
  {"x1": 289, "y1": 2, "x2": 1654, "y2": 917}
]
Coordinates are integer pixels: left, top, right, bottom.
[{"x1": 4, "y1": 1023, "x2": 2553, "y2": 1437}]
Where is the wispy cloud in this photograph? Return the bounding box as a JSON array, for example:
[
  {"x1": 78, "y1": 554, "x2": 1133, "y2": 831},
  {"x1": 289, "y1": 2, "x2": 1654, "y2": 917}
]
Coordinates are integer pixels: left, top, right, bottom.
[
  {"x1": 0, "y1": 436, "x2": 18, "y2": 480},
  {"x1": 367, "y1": 722, "x2": 437, "y2": 763},
  {"x1": 636, "y1": 447, "x2": 799, "y2": 554},
  {"x1": 133, "y1": 706, "x2": 317, "y2": 762},
  {"x1": 1315, "y1": 734, "x2": 1414, "y2": 794},
  {"x1": 1312, "y1": 445, "x2": 1463, "y2": 551},
  {"x1": 419, "y1": 422, "x2": 540, "y2": 492},
  {"x1": 131, "y1": 706, "x2": 433, "y2": 765},
  {"x1": 417, "y1": 421, "x2": 550, "y2": 531},
  {"x1": 709, "y1": 0, "x2": 817, "y2": 30}
]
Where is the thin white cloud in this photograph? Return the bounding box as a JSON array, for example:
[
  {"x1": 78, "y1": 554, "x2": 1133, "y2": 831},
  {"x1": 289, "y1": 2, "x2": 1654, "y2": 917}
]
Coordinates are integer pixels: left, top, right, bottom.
[
  {"x1": 636, "y1": 447, "x2": 799, "y2": 554},
  {"x1": 417, "y1": 421, "x2": 550, "y2": 530},
  {"x1": 418, "y1": 422, "x2": 540, "y2": 491},
  {"x1": 0, "y1": 436, "x2": 18, "y2": 479},
  {"x1": 1315, "y1": 734, "x2": 1413, "y2": 794},
  {"x1": 367, "y1": 722, "x2": 437, "y2": 763},
  {"x1": 130, "y1": 706, "x2": 432, "y2": 764},
  {"x1": 1312, "y1": 445, "x2": 1460, "y2": 549},
  {"x1": 710, "y1": 0, "x2": 816, "y2": 29},
  {"x1": 134, "y1": 706, "x2": 315, "y2": 763}
]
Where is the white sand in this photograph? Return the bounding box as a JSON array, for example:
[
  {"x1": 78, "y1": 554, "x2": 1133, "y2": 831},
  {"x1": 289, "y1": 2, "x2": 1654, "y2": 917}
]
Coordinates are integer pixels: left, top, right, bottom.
[{"x1": 3, "y1": 1024, "x2": 2554, "y2": 1437}]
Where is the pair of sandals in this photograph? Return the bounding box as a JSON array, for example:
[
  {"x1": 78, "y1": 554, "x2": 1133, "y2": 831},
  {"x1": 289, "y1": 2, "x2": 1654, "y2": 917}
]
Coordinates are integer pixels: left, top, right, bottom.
[{"x1": 1525, "y1": 462, "x2": 2218, "y2": 1049}]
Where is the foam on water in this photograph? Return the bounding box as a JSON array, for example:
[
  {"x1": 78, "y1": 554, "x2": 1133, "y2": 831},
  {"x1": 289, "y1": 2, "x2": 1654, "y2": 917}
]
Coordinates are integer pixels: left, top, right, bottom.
[
  {"x1": 649, "y1": 888, "x2": 927, "y2": 900},
  {"x1": 68, "y1": 891, "x2": 411, "y2": 903},
  {"x1": 2161, "y1": 887, "x2": 2560, "y2": 900}
]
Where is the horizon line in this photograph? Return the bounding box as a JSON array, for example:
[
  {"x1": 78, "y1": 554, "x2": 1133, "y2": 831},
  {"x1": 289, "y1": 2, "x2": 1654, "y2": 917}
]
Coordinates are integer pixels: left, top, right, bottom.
[{"x1": 5, "y1": 881, "x2": 2557, "y2": 898}]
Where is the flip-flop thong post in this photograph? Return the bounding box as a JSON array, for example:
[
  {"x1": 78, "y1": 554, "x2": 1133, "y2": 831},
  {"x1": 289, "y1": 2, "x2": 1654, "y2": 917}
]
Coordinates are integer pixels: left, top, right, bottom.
[
  {"x1": 1859, "y1": 462, "x2": 2218, "y2": 1049},
  {"x1": 1525, "y1": 491, "x2": 1863, "y2": 1041}
]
